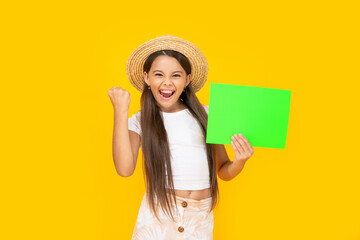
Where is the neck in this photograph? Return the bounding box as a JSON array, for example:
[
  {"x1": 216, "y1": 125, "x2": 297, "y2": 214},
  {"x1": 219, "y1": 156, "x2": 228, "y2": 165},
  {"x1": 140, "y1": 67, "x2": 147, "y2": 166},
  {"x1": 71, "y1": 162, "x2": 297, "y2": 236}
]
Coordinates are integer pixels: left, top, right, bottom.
[{"x1": 158, "y1": 101, "x2": 187, "y2": 113}]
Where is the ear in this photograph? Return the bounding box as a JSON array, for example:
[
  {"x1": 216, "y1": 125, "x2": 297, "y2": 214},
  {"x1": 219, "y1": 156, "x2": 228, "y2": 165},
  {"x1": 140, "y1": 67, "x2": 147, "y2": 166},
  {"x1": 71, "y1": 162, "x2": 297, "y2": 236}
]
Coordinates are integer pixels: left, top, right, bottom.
[
  {"x1": 185, "y1": 74, "x2": 191, "y2": 87},
  {"x1": 143, "y1": 72, "x2": 150, "y2": 86}
]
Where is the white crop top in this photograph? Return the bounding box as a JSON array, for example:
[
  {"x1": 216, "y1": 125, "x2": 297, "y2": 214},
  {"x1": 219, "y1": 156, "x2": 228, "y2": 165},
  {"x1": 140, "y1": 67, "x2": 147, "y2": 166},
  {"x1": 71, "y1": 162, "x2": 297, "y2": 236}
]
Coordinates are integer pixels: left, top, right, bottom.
[{"x1": 128, "y1": 105, "x2": 210, "y2": 190}]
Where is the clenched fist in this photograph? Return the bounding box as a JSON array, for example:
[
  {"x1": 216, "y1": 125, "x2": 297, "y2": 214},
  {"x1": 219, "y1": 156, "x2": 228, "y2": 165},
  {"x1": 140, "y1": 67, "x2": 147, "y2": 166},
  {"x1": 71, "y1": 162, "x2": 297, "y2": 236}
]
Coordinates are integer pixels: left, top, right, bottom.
[{"x1": 108, "y1": 86, "x2": 131, "y2": 114}]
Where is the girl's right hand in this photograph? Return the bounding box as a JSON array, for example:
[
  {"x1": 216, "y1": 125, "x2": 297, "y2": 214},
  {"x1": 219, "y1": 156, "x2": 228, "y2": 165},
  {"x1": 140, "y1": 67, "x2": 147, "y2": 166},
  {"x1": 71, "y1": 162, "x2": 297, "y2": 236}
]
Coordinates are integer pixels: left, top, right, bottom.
[{"x1": 108, "y1": 86, "x2": 131, "y2": 113}]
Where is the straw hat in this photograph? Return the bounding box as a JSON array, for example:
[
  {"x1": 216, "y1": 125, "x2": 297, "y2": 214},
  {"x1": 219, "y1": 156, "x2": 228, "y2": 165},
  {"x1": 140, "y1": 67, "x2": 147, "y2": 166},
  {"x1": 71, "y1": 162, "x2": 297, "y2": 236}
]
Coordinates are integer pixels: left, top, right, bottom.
[{"x1": 126, "y1": 35, "x2": 208, "y2": 93}]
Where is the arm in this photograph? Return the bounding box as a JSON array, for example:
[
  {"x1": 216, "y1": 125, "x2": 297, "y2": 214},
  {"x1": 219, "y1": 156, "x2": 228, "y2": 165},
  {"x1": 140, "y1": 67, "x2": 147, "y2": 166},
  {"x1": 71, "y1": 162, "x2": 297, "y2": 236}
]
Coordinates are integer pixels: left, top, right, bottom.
[
  {"x1": 112, "y1": 109, "x2": 141, "y2": 177},
  {"x1": 215, "y1": 134, "x2": 254, "y2": 181},
  {"x1": 218, "y1": 156, "x2": 246, "y2": 181},
  {"x1": 214, "y1": 144, "x2": 246, "y2": 181}
]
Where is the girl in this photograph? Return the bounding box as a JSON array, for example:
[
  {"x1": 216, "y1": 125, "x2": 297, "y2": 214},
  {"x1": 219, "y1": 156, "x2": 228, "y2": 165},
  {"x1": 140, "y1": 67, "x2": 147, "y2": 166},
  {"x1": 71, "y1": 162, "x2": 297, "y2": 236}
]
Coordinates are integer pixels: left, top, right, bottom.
[{"x1": 108, "y1": 35, "x2": 254, "y2": 239}]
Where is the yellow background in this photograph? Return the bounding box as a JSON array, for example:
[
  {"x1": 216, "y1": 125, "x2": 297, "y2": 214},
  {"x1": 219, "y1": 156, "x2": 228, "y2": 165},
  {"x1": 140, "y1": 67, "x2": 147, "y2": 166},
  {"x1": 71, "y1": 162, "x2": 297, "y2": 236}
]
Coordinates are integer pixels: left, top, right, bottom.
[{"x1": 1, "y1": 0, "x2": 359, "y2": 239}]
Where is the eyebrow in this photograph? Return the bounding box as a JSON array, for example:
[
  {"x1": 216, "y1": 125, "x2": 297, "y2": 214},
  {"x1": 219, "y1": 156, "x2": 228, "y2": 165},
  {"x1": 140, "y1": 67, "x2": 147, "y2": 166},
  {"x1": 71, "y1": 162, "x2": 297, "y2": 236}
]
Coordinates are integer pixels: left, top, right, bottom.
[{"x1": 153, "y1": 70, "x2": 183, "y2": 74}]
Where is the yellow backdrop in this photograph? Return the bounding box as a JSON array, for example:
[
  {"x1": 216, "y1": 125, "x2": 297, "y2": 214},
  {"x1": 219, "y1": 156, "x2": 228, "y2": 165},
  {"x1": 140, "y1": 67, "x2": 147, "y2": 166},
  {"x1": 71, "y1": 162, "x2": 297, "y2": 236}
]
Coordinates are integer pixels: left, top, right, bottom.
[{"x1": 1, "y1": 0, "x2": 359, "y2": 239}]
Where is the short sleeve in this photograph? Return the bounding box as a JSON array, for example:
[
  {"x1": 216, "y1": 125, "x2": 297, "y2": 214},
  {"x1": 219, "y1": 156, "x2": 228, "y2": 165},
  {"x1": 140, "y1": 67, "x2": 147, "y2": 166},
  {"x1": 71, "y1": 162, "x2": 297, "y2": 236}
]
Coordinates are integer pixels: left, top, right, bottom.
[
  {"x1": 203, "y1": 105, "x2": 209, "y2": 114},
  {"x1": 128, "y1": 111, "x2": 142, "y2": 136}
]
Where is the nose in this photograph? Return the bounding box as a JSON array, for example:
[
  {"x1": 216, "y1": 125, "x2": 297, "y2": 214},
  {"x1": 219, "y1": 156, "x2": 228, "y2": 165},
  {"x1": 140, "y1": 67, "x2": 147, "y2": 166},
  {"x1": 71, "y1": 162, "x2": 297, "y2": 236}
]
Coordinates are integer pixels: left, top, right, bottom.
[{"x1": 162, "y1": 77, "x2": 174, "y2": 87}]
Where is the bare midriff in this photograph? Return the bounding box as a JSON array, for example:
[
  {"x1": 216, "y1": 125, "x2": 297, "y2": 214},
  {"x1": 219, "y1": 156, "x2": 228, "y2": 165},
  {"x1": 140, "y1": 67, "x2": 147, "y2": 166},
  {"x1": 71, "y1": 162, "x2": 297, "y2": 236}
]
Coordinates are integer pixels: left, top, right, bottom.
[{"x1": 166, "y1": 188, "x2": 211, "y2": 200}]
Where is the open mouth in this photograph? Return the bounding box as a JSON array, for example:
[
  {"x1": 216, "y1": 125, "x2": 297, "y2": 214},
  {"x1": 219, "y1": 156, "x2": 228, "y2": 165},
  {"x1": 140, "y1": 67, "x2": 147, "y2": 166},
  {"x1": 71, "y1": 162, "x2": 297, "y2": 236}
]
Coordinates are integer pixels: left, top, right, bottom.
[{"x1": 159, "y1": 90, "x2": 175, "y2": 101}]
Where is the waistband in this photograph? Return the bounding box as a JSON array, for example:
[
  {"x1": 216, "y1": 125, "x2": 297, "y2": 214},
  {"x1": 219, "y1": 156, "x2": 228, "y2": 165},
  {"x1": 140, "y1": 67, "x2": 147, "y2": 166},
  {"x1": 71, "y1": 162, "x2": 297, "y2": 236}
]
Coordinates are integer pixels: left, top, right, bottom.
[
  {"x1": 174, "y1": 194, "x2": 212, "y2": 204},
  {"x1": 147, "y1": 192, "x2": 212, "y2": 211},
  {"x1": 172, "y1": 193, "x2": 212, "y2": 212}
]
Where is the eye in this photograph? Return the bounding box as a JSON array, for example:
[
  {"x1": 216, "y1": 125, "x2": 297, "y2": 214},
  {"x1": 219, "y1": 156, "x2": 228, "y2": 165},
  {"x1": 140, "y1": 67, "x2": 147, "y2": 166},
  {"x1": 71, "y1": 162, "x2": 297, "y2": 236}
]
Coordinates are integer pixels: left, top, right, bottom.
[
  {"x1": 155, "y1": 73, "x2": 162, "y2": 76},
  {"x1": 173, "y1": 74, "x2": 181, "y2": 77}
]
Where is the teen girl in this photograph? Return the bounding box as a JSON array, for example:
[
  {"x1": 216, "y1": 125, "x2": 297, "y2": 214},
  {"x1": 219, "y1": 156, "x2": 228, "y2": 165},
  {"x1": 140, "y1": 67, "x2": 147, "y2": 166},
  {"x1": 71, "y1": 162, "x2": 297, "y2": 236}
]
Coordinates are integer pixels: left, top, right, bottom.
[{"x1": 108, "y1": 35, "x2": 254, "y2": 240}]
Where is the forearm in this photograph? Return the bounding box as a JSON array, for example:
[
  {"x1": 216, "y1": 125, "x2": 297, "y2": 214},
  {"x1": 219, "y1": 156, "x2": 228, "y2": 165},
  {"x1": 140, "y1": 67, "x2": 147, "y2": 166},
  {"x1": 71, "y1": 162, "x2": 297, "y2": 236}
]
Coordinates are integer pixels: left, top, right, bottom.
[
  {"x1": 218, "y1": 158, "x2": 246, "y2": 181},
  {"x1": 112, "y1": 109, "x2": 134, "y2": 177}
]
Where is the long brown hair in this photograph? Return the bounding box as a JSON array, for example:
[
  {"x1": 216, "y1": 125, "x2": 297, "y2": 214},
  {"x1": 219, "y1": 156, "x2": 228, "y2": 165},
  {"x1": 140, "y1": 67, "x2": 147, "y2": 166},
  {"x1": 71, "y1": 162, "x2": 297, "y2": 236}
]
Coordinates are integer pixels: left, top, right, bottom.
[{"x1": 139, "y1": 49, "x2": 219, "y2": 223}]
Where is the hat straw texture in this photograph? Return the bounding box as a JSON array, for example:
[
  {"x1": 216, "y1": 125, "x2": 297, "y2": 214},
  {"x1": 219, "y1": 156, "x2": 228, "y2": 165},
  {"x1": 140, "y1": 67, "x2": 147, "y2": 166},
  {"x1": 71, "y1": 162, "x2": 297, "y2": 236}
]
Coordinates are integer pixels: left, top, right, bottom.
[{"x1": 126, "y1": 35, "x2": 208, "y2": 93}]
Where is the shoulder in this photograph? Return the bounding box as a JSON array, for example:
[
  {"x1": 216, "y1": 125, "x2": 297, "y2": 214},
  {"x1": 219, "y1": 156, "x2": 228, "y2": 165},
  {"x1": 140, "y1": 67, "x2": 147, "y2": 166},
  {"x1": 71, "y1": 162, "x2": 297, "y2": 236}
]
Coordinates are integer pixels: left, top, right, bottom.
[
  {"x1": 202, "y1": 104, "x2": 209, "y2": 114},
  {"x1": 128, "y1": 110, "x2": 142, "y2": 135},
  {"x1": 129, "y1": 110, "x2": 141, "y2": 121}
]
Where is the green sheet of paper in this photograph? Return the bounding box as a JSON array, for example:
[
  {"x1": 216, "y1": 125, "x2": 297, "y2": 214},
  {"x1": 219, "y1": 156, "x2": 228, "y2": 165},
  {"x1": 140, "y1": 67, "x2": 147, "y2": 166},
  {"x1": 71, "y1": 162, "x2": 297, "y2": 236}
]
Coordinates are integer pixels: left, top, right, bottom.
[{"x1": 206, "y1": 83, "x2": 291, "y2": 149}]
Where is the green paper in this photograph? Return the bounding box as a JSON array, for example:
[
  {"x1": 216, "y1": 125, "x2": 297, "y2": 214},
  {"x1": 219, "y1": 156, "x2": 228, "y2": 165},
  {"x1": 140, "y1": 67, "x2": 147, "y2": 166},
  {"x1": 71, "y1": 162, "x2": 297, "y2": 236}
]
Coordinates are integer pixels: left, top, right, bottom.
[{"x1": 206, "y1": 83, "x2": 291, "y2": 149}]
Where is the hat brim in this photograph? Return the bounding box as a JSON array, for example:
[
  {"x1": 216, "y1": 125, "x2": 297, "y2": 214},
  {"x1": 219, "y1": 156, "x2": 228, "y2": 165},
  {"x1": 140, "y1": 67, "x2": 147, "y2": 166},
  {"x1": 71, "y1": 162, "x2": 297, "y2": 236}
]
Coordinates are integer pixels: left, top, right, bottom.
[{"x1": 126, "y1": 35, "x2": 208, "y2": 93}]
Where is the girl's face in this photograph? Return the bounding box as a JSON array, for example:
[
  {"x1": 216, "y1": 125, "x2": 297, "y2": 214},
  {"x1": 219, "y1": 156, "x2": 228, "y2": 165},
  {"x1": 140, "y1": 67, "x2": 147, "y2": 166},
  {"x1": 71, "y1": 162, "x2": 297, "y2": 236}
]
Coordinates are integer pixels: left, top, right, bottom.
[{"x1": 144, "y1": 55, "x2": 191, "y2": 112}]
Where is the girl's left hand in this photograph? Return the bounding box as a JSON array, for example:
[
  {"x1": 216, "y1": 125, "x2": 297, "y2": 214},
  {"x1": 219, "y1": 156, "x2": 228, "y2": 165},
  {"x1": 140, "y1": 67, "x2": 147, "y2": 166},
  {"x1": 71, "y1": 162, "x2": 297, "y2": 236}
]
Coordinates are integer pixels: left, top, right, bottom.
[{"x1": 231, "y1": 133, "x2": 254, "y2": 165}]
